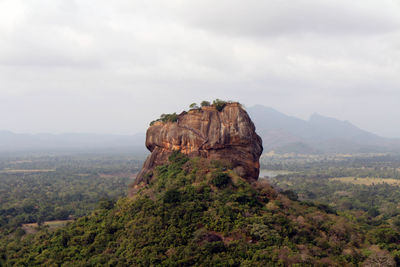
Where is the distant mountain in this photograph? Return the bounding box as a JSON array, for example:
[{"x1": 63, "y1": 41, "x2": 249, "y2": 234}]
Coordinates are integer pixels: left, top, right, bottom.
[
  {"x1": 0, "y1": 131, "x2": 146, "y2": 154},
  {"x1": 247, "y1": 105, "x2": 400, "y2": 154},
  {"x1": 2, "y1": 104, "x2": 399, "y2": 155}
]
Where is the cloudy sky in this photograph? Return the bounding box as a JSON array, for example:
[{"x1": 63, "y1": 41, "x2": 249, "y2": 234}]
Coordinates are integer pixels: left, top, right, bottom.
[{"x1": 1, "y1": 0, "x2": 400, "y2": 137}]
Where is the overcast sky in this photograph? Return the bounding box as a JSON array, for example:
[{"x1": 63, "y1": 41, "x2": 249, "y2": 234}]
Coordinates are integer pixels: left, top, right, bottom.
[{"x1": 1, "y1": 0, "x2": 400, "y2": 137}]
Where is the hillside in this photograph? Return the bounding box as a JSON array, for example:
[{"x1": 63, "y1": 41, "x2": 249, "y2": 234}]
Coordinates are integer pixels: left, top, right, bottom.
[
  {"x1": 2, "y1": 153, "x2": 391, "y2": 266},
  {"x1": 247, "y1": 105, "x2": 400, "y2": 153}
]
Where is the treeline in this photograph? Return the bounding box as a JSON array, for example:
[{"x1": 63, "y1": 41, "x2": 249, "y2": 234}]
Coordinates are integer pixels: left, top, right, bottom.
[
  {"x1": 262, "y1": 154, "x2": 400, "y2": 179},
  {"x1": 266, "y1": 157, "x2": 400, "y2": 261},
  {"x1": 0, "y1": 154, "x2": 141, "y2": 232}
]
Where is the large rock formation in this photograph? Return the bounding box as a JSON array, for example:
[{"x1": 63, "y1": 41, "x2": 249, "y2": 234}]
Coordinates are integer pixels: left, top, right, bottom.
[{"x1": 132, "y1": 102, "x2": 263, "y2": 192}]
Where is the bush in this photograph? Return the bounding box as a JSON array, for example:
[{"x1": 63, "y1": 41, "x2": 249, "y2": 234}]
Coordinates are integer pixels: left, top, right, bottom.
[
  {"x1": 204, "y1": 241, "x2": 226, "y2": 254},
  {"x1": 168, "y1": 150, "x2": 189, "y2": 166},
  {"x1": 317, "y1": 203, "x2": 337, "y2": 214},
  {"x1": 189, "y1": 103, "x2": 199, "y2": 109},
  {"x1": 164, "y1": 189, "x2": 181, "y2": 203},
  {"x1": 231, "y1": 192, "x2": 261, "y2": 207},
  {"x1": 211, "y1": 172, "x2": 230, "y2": 188},
  {"x1": 393, "y1": 215, "x2": 400, "y2": 230},
  {"x1": 200, "y1": 101, "x2": 211, "y2": 107},
  {"x1": 160, "y1": 113, "x2": 179, "y2": 123},
  {"x1": 98, "y1": 199, "x2": 115, "y2": 210},
  {"x1": 368, "y1": 207, "x2": 380, "y2": 217},
  {"x1": 150, "y1": 113, "x2": 179, "y2": 125},
  {"x1": 212, "y1": 99, "x2": 227, "y2": 111}
]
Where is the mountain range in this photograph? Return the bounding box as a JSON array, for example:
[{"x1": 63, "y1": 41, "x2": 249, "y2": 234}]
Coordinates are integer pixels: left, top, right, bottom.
[
  {"x1": 1, "y1": 105, "x2": 399, "y2": 154},
  {"x1": 247, "y1": 105, "x2": 400, "y2": 153}
]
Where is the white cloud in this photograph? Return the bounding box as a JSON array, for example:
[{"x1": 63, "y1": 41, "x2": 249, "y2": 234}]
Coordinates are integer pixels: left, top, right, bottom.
[
  {"x1": 177, "y1": 0, "x2": 400, "y2": 37},
  {"x1": 0, "y1": 0, "x2": 26, "y2": 33},
  {"x1": 0, "y1": 0, "x2": 400, "y2": 137}
]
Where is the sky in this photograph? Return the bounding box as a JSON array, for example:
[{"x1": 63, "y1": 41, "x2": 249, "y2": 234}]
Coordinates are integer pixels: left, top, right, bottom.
[{"x1": 1, "y1": 0, "x2": 400, "y2": 138}]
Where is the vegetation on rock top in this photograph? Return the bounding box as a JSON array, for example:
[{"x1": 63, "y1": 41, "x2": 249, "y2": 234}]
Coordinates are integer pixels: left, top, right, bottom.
[{"x1": 149, "y1": 99, "x2": 236, "y2": 126}]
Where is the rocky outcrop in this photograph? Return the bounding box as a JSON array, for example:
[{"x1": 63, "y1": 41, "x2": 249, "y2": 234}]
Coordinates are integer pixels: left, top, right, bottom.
[{"x1": 131, "y1": 102, "x2": 263, "y2": 192}]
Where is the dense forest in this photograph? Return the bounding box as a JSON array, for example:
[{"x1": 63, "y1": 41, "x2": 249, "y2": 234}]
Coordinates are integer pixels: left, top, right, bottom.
[
  {"x1": 1, "y1": 152, "x2": 399, "y2": 266},
  {"x1": 0, "y1": 153, "x2": 142, "y2": 237},
  {"x1": 261, "y1": 153, "x2": 400, "y2": 265}
]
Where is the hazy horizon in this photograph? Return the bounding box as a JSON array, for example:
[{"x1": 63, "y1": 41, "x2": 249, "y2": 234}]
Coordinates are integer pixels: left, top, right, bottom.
[
  {"x1": 2, "y1": 104, "x2": 399, "y2": 141},
  {"x1": 2, "y1": 1, "x2": 400, "y2": 138}
]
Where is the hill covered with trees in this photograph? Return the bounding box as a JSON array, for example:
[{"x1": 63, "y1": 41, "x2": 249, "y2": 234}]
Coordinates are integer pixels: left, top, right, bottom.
[{"x1": 1, "y1": 153, "x2": 397, "y2": 266}]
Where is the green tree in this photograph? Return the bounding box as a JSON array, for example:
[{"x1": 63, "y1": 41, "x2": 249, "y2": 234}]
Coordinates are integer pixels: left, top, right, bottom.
[
  {"x1": 211, "y1": 172, "x2": 230, "y2": 188},
  {"x1": 213, "y1": 99, "x2": 227, "y2": 111},
  {"x1": 189, "y1": 103, "x2": 199, "y2": 109},
  {"x1": 200, "y1": 101, "x2": 210, "y2": 107},
  {"x1": 160, "y1": 113, "x2": 179, "y2": 123}
]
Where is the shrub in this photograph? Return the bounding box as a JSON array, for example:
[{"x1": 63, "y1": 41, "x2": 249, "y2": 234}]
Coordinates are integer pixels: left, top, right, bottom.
[
  {"x1": 164, "y1": 189, "x2": 181, "y2": 203},
  {"x1": 189, "y1": 103, "x2": 199, "y2": 109},
  {"x1": 211, "y1": 172, "x2": 230, "y2": 188},
  {"x1": 98, "y1": 199, "x2": 115, "y2": 210},
  {"x1": 212, "y1": 99, "x2": 227, "y2": 111},
  {"x1": 392, "y1": 215, "x2": 400, "y2": 230},
  {"x1": 210, "y1": 159, "x2": 231, "y2": 170},
  {"x1": 368, "y1": 207, "x2": 380, "y2": 217},
  {"x1": 200, "y1": 101, "x2": 211, "y2": 107},
  {"x1": 168, "y1": 150, "x2": 189, "y2": 166},
  {"x1": 317, "y1": 203, "x2": 337, "y2": 214},
  {"x1": 231, "y1": 192, "x2": 261, "y2": 207},
  {"x1": 160, "y1": 113, "x2": 179, "y2": 123},
  {"x1": 204, "y1": 241, "x2": 226, "y2": 254},
  {"x1": 150, "y1": 113, "x2": 179, "y2": 126}
]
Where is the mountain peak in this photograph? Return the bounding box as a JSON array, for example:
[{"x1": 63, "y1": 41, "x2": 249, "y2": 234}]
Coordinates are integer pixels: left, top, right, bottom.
[
  {"x1": 247, "y1": 105, "x2": 397, "y2": 153},
  {"x1": 309, "y1": 113, "x2": 351, "y2": 125}
]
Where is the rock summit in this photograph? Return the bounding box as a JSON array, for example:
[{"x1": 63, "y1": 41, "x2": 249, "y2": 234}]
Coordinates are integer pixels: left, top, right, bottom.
[{"x1": 132, "y1": 102, "x2": 263, "y2": 193}]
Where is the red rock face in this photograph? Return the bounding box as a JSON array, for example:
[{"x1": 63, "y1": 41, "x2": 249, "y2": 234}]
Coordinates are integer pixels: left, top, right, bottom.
[{"x1": 131, "y1": 103, "x2": 263, "y2": 192}]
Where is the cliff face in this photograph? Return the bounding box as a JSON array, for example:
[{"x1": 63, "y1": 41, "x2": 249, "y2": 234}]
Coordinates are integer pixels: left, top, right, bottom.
[{"x1": 132, "y1": 103, "x2": 263, "y2": 192}]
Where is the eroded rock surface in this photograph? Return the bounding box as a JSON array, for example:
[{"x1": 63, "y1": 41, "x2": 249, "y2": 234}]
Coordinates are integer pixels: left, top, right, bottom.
[{"x1": 132, "y1": 103, "x2": 263, "y2": 193}]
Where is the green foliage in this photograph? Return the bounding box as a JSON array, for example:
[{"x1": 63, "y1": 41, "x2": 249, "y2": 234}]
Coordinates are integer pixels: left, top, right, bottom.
[
  {"x1": 200, "y1": 100, "x2": 211, "y2": 107},
  {"x1": 368, "y1": 207, "x2": 380, "y2": 217},
  {"x1": 2, "y1": 155, "x2": 385, "y2": 266},
  {"x1": 0, "y1": 154, "x2": 138, "y2": 232},
  {"x1": 189, "y1": 103, "x2": 199, "y2": 109},
  {"x1": 98, "y1": 199, "x2": 115, "y2": 210},
  {"x1": 168, "y1": 150, "x2": 189, "y2": 166},
  {"x1": 150, "y1": 113, "x2": 179, "y2": 125},
  {"x1": 368, "y1": 227, "x2": 400, "y2": 244},
  {"x1": 211, "y1": 172, "x2": 230, "y2": 188},
  {"x1": 149, "y1": 100, "x2": 239, "y2": 126},
  {"x1": 2, "y1": 152, "x2": 399, "y2": 266},
  {"x1": 266, "y1": 153, "x2": 400, "y2": 262},
  {"x1": 163, "y1": 189, "x2": 181, "y2": 203},
  {"x1": 392, "y1": 215, "x2": 400, "y2": 230},
  {"x1": 160, "y1": 113, "x2": 179, "y2": 123},
  {"x1": 212, "y1": 99, "x2": 227, "y2": 111}
]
